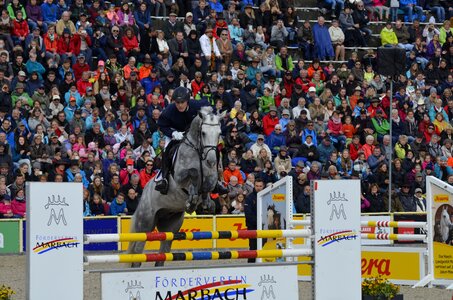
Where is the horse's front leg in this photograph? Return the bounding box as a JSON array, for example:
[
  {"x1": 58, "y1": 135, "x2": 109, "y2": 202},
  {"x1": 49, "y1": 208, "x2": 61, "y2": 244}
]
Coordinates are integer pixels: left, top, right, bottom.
[{"x1": 186, "y1": 183, "x2": 199, "y2": 213}]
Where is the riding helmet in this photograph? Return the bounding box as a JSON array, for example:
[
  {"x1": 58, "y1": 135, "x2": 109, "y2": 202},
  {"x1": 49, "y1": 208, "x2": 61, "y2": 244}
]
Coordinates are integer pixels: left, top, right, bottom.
[{"x1": 172, "y1": 87, "x2": 191, "y2": 103}]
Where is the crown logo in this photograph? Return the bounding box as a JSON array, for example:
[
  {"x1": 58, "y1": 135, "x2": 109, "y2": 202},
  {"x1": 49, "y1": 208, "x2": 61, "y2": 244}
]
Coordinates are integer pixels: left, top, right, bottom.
[
  {"x1": 258, "y1": 275, "x2": 276, "y2": 286},
  {"x1": 124, "y1": 280, "x2": 144, "y2": 293},
  {"x1": 44, "y1": 195, "x2": 69, "y2": 209},
  {"x1": 327, "y1": 191, "x2": 348, "y2": 205}
]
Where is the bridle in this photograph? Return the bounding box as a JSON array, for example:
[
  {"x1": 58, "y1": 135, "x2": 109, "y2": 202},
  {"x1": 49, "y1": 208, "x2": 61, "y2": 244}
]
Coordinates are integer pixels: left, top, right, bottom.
[{"x1": 183, "y1": 115, "x2": 220, "y2": 193}]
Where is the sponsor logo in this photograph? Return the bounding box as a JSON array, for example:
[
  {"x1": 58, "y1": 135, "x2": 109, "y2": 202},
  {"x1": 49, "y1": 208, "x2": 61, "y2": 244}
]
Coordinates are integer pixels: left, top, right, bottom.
[
  {"x1": 271, "y1": 194, "x2": 285, "y2": 202},
  {"x1": 434, "y1": 194, "x2": 449, "y2": 203},
  {"x1": 45, "y1": 195, "x2": 69, "y2": 226},
  {"x1": 317, "y1": 230, "x2": 358, "y2": 247},
  {"x1": 362, "y1": 258, "x2": 391, "y2": 276},
  {"x1": 327, "y1": 192, "x2": 348, "y2": 220},
  {"x1": 258, "y1": 275, "x2": 277, "y2": 300},
  {"x1": 155, "y1": 280, "x2": 251, "y2": 300},
  {"x1": 33, "y1": 237, "x2": 80, "y2": 254}
]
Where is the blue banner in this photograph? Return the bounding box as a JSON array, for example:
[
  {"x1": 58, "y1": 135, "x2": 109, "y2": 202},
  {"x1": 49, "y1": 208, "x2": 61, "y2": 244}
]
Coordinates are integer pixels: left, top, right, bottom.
[{"x1": 84, "y1": 218, "x2": 118, "y2": 251}]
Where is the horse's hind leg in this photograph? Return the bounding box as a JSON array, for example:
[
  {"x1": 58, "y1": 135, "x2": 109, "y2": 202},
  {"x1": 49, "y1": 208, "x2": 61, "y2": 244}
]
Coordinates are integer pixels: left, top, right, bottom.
[
  {"x1": 127, "y1": 213, "x2": 156, "y2": 268},
  {"x1": 155, "y1": 211, "x2": 185, "y2": 267}
]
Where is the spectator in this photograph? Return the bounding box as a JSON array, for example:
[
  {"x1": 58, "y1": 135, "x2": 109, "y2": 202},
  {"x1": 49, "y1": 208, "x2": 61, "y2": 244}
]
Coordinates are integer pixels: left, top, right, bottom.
[{"x1": 312, "y1": 16, "x2": 334, "y2": 60}]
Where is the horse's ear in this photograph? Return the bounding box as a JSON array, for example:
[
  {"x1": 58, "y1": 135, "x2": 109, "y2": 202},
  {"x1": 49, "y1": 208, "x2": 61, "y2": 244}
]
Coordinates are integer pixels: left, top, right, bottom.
[{"x1": 198, "y1": 111, "x2": 204, "y2": 119}]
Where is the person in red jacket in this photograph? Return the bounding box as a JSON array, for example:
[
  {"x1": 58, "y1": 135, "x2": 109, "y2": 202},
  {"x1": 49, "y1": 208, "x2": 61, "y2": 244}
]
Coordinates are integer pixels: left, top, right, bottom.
[
  {"x1": 122, "y1": 27, "x2": 140, "y2": 59},
  {"x1": 11, "y1": 189, "x2": 26, "y2": 218},
  {"x1": 139, "y1": 160, "x2": 157, "y2": 189},
  {"x1": 0, "y1": 194, "x2": 13, "y2": 218},
  {"x1": 191, "y1": 72, "x2": 204, "y2": 98},
  {"x1": 12, "y1": 11, "x2": 29, "y2": 47},
  {"x1": 73, "y1": 54, "x2": 90, "y2": 81},
  {"x1": 119, "y1": 159, "x2": 140, "y2": 186},
  {"x1": 76, "y1": 71, "x2": 93, "y2": 95},
  {"x1": 327, "y1": 110, "x2": 347, "y2": 150},
  {"x1": 262, "y1": 106, "x2": 280, "y2": 136},
  {"x1": 58, "y1": 28, "x2": 78, "y2": 65},
  {"x1": 223, "y1": 161, "x2": 244, "y2": 185}
]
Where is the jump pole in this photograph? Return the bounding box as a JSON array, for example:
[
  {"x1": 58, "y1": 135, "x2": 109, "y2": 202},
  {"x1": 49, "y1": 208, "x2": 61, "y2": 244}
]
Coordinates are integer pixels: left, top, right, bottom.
[
  {"x1": 84, "y1": 249, "x2": 313, "y2": 264},
  {"x1": 291, "y1": 219, "x2": 427, "y2": 228},
  {"x1": 84, "y1": 229, "x2": 312, "y2": 243}
]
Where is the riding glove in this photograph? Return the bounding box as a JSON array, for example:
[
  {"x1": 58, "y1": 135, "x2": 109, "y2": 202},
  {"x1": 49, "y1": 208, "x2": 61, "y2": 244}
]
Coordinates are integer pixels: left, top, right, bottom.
[{"x1": 172, "y1": 131, "x2": 184, "y2": 140}]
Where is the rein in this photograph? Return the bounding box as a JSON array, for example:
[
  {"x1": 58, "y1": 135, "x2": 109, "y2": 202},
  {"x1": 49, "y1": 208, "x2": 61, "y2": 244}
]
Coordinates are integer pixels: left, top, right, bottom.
[{"x1": 183, "y1": 119, "x2": 219, "y2": 194}]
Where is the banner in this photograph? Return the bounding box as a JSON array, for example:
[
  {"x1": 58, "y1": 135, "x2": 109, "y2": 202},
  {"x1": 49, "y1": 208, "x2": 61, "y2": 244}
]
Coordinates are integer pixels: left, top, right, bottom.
[
  {"x1": 312, "y1": 180, "x2": 361, "y2": 300},
  {"x1": 0, "y1": 219, "x2": 21, "y2": 254},
  {"x1": 297, "y1": 247, "x2": 424, "y2": 285},
  {"x1": 428, "y1": 177, "x2": 453, "y2": 281},
  {"x1": 215, "y1": 216, "x2": 248, "y2": 249},
  {"x1": 257, "y1": 177, "x2": 291, "y2": 255},
  {"x1": 120, "y1": 217, "x2": 214, "y2": 251},
  {"x1": 26, "y1": 182, "x2": 83, "y2": 300},
  {"x1": 84, "y1": 217, "x2": 118, "y2": 251},
  {"x1": 101, "y1": 264, "x2": 298, "y2": 300}
]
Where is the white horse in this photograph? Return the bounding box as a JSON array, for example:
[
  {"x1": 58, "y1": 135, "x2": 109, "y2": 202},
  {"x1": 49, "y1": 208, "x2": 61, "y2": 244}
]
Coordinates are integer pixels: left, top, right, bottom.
[{"x1": 440, "y1": 207, "x2": 452, "y2": 243}]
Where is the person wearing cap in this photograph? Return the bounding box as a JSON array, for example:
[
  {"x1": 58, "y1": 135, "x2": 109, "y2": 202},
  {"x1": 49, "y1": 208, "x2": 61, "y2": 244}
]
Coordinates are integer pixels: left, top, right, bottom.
[
  {"x1": 261, "y1": 105, "x2": 279, "y2": 136},
  {"x1": 200, "y1": 27, "x2": 222, "y2": 71},
  {"x1": 105, "y1": 26, "x2": 126, "y2": 65},
  {"x1": 138, "y1": 56, "x2": 153, "y2": 80},
  {"x1": 155, "y1": 87, "x2": 225, "y2": 194},
  {"x1": 183, "y1": 12, "x2": 196, "y2": 36},
  {"x1": 11, "y1": 82, "x2": 32, "y2": 106},
  {"x1": 370, "y1": 108, "x2": 389, "y2": 143},
  {"x1": 140, "y1": 67, "x2": 161, "y2": 95},
  {"x1": 162, "y1": 11, "x2": 183, "y2": 40}
]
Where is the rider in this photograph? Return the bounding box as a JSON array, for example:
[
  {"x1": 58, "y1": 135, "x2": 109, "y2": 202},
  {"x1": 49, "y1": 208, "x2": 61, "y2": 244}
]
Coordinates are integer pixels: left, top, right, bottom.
[{"x1": 155, "y1": 86, "x2": 228, "y2": 195}]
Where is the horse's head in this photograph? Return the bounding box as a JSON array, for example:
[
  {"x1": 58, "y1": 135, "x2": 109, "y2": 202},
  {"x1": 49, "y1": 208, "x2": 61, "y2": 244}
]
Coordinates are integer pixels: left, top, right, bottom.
[
  {"x1": 192, "y1": 106, "x2": 225, "y2": 167},
  {"x1": 441, "y1": 207, "x2": 452, "y2": 225}
]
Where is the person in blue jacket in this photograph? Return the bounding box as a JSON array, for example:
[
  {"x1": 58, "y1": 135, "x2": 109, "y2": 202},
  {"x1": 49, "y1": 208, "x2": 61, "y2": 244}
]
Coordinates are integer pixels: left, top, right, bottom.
[
  {"x1": 244, "y1": 178, "x2": 265, "y2": 263},
  {"x1": 155, "y1": 87, "x2": 227, "y2": 195},
  {"x1": 110, "y1": 192, "x2": 128, "y2": 216},
  {"x1": 312, "y1": 16, "x2": 334, "y2": 60}
]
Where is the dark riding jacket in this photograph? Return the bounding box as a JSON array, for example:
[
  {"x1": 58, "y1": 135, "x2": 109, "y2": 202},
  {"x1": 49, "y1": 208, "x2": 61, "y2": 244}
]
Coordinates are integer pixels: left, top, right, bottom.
[{"x1": 157, "y1": 100, "x2": 210, "y2": 138}]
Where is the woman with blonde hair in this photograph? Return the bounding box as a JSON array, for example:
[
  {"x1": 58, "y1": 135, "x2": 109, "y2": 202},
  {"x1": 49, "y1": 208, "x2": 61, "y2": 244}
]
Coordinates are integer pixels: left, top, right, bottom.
[{"x1": 319, "y1": 88, "x2": 334, "y2": 104}]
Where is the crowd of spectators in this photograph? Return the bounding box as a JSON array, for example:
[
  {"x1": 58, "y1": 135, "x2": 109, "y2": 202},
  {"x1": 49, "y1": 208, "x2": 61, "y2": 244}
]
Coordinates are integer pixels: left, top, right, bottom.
[{"x1": 0, "y1": 0, "x2": 451, "y2": 219}]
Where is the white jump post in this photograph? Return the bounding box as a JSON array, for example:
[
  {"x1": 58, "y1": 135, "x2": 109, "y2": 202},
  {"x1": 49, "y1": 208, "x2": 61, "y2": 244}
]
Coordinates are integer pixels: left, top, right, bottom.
[
  {"x1": 257, "y1": 177, "x2": 362, "y2": 300},
  {"x1": 414, "y1": 176, "x2": 453, "y2": 289},
  {"x1": 26, "y1": 182, "x2": 84, "y2": 300}
]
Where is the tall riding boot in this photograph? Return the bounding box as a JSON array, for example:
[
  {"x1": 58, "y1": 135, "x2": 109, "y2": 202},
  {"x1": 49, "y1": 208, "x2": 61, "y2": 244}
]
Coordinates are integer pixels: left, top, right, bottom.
[{"x1": 155, "y1": 151, "x2": 170, "y2": 194}]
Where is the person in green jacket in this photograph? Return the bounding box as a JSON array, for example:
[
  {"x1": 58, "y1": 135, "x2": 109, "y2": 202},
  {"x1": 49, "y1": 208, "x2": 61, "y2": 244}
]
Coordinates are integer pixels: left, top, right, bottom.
[
  {"x1": 380, "y1": 22, "x2": 398, "y2": 46},
  {"x1": 275, "y1": 46, "x2": 294, "y2": 75},
  {"x1": 7, "y1": 0, "x2": 27, "y2": 20},
  {"x1": 259, "y1": 87, "x2": 275, "y2": 114},
  {"x1": 11, "y1": 83, "x2": 33, "y2": 106},
  {"x1": 371, "y1": 109, "x2": 390, "y2": 142},
  {"x1": 439, "y1": 20, "x2": 453, "y2": 45}
]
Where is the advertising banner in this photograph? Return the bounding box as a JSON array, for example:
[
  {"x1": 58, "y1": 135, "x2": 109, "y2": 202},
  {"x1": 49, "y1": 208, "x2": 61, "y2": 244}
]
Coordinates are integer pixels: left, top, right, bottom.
[
  {"x1": 361, "y1": 247, "x2": 424, "y2": 284},
  {"x1": 361, "y1": 215, "x2": 392, "y2": 245},
  {"x1": 427, "y1": 177, "x2": 453, "y2": 282},
  {"x1": 84, "y1": 217, "x2": 119, "y2": 251},
  {"x1": 312, "y1": 180, "x2": 361, "y2": 300},
  {"x1": 101, "y1": 264, "x2": 298, "y2": 300},
  {"x1": 297, "y1": 247, "x2": 424, "y2": 285},
  {"x1": 257, "y1": 177, "x2": 291, "y2": 256},
  {"x1": 0, "y1": 219, "x2": 21, "y2": 254},
  {"x1": 26, "y1": 182, "x2": 83, "y2": 300},
  {"x1": 120, "y1": 217, "x2": 214, "y2": 251},
  {"x1": 215, "y1": 216, "x2": 248, "y2": 249}
]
